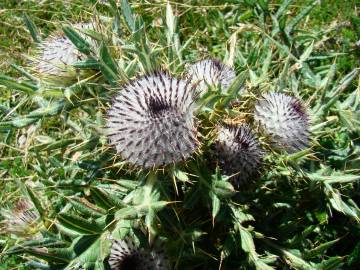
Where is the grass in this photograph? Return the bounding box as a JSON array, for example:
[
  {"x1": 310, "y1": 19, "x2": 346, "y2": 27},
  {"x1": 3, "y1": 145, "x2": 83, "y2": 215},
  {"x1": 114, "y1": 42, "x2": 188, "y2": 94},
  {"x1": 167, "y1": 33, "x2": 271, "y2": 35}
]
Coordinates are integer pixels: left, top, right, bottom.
[{"x1": 0, "y1": 0, "x2": 359, "y2": 269}]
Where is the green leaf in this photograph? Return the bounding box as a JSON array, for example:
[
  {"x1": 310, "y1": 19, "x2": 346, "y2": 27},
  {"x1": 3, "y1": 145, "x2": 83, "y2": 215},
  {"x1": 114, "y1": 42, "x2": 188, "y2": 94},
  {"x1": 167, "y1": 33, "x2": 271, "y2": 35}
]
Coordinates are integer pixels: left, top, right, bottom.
[
  {"x1": 121, "y1": 0, "x2": 136, "y2": 32},
  {"x1": 210, "y1": 192, "x2": 220, "y2": 221},
  {"x1": 0, "y1": 117, "x2": 38, "y2": 128},
  {"x1": 69, "y1": 197, "x2": 107, "y2": 218},
  {"x1": 25, "y1": 247, "x2": 74, "y2": 264},
  {"x1": 72, "y1": 59, "x2": 100, "y2": 69},
  {"x1": 315, "y1": 257, "x2": 343, "y2": 270},
  {"x1": 25, "y1": 184, "x2": 45, "y2": 217},
  {"x1": 90, "y1": 187, "x2": 126, "y2": 209},
  {"x1": 90, "y1": 187, "x2": 114, "y2": 209},
  {"x1": 282, "y1": 249, "x2": 315, "y2": 270},
  {"x1": 63, "y1": 26, "x2": 91, "y2": 55},
  {"x1": 27, "y1": 101, "x2": 65, "y2": 118},
  {"x1": 99, "y1": 43, "x2": 126, "y2": 85},
  {"x1": 220, "y1": 70, "x2": 248, "y2": 108},
  {"x1": 240, "y1": 229, "x2": 256, "y2": 255},
  {"x1": 275, "y1": 0, "x2": 293, "y2": 18},
  {"x1": 285, "y1": 0, "x2": 319, "y2": 34},
  {"x1": 307, "y1": 172, "x2": 360, "y2": 184},
  {"x1": 172, "y1": 168, "x2": 189, "y2": 182},
  {"x1": 0, "y1": 74, "x2": 37, "y2": 94},
  {"x1": 57, "y1": 213, "x2": 104, "y2": 235},
  {"x1": 10, "y1": 63, "x2": 38, "y2": 81},
  {"x1": 23, "y1": 13, "x2": 41, "y2": 43},
  {"x1": 305, "y1": 238, "x2": 340, "y2": 259},
  {"x1": 299, "y1": 42, "x2": 314, "y2": 63},
  {"x1": 212, "y1": 180, "x2": 236, "y2": 199}
]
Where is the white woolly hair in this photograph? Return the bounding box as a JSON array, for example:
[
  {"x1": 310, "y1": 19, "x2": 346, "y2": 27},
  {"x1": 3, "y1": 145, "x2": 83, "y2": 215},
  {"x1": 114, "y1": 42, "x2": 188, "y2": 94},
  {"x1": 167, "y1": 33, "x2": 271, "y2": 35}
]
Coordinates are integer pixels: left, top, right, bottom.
[
  {"x1": 106, "y1": 72, "x2": 199, "y2": 168},
  {"x1": 186, "y1": 59, "x2": 236, "y2": 95},
  {"x1": 254, "y1": 92, "x2": 310, "y2": 153},
  {"x1": 108, "y1": 238, "x2": 168, "y2": 270},
  {"x1": 214, "y1": 123, "x2": 264, "y2": 186},
  {"x1": 33, "y1": 23, "x2": 95, "y2": 79}
]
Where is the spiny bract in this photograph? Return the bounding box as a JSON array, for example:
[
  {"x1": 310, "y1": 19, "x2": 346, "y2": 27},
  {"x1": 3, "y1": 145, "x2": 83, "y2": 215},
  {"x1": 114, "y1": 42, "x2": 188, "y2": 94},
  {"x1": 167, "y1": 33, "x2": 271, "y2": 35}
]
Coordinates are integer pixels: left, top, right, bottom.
[
  {"x1": 186, "y1": 59, "x2": 236, "y2": 95},
  {"x1": 214, "y1": 123, "x2": 264, "y2": 186},
  {"x1": 108, "y1": 239, "x2": 168, "y2": 270},
  {"x1": 254, "y1": 92, "x2": 310, "y2": 152},
  {"x1": 33, "y1": 23, "x2": 95, "y2": 84},
  {"x1": 106, "y1": 72, "x2": 199, "y2": 168}
]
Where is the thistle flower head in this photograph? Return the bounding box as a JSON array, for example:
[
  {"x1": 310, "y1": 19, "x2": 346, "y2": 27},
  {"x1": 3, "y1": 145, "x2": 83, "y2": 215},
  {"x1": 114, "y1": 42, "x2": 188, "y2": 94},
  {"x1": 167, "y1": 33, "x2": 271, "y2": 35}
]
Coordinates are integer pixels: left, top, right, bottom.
[
  {"x1": 106, "y1": 72, "x2": 199, "y2": 168},
  {"x1": 214, "y1": 124, "x2": 264, "y2": 186},
  {"x1": 254, "y1": 92, "x2": 309, "y2": 152},
  {"x1": 187, "y1": 59, "x2": 236, "y2": 95},
  {"x1": 33, "y1": 23, "x2": 95, "y2": 84},
  {"x1": 0, "y1": 198, "x2": 40, "y2": 237},
  {"x1": 108, "y1": 238, "x2": 168, "y2": 270}
]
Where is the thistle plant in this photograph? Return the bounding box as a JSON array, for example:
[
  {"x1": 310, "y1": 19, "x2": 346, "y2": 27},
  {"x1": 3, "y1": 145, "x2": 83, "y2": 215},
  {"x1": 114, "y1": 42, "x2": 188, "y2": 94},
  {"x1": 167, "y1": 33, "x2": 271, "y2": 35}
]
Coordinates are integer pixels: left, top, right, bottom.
[
  {"x1": 214, "y1": 123, "x2": 264, "y2": 186},
  {"x1": 1, "y1": 1, "x2": 359, "y2": 270},
  {"x1": 254, "y1": 92, "x2": 310, "y2": 152},
  {"x1": 106, "y1": 72, "x2": 199, "y2": 168},
  {"x1": 32, "y1": 23, "x2": 97, "y2": 85},
  {"x1": 187, "y1": 59, "x2": 236, "y2": 95}
]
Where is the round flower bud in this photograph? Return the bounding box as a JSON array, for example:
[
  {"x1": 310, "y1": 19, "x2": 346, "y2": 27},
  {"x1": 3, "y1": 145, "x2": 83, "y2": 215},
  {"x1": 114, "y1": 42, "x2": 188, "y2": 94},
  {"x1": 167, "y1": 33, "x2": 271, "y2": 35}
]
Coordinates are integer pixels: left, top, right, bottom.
[
  {"x1": 254, "y1": 92, "x2": 309, "y2": 152},
  {"x1": 187, "y1": 59, "x2": 236, "y2": 95},
  {"x1": 214, "y1": 123, "x2": 264, "y2": 186},
  {"x1": 33, "y1": 23, "x2": 96, "y2": 85},
  {"x1": 106, "y1": 72, "x2": 199, "y2": 168}
]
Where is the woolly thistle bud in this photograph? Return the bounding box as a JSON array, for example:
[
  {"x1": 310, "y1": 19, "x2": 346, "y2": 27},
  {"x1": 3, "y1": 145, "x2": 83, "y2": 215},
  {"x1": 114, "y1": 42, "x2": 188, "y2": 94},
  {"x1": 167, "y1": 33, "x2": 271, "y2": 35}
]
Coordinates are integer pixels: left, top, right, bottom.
[
  {"x1": 186, "y1": 59, "x2": 236, "y2": 95},
  {"x1": 0, "y1": 198, "x2": 41, "y2": 237},
  {"x1": 106, "y1": 72, "x2": 199, "y2": 168},
  {"x1": 254, "y1": 92, "x2": 309, "y2": 152},
  {"x1": 32, "y1": 23, "x2": 96, "y2": 84},
  {"x1": 108, "y1": 238, "x2": 168, "y2": 270},
  {"x1": 214, "y1": 124, "x2": 264, "y2": 186}
]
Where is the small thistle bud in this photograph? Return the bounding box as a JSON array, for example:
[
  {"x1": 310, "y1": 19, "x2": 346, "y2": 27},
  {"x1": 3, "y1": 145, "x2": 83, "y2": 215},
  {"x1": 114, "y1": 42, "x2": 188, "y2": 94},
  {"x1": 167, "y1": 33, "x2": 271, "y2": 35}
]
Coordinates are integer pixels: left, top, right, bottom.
[
  {"x1": 33, "y1": 23, "x2": 95, "y2": 84},
  {"x1": 254, "y1": 92, "x2": 310, "y2": 152},
  {"x1": 186, "y1": 59, "x2": 236, "y2": 95},
  {"x1": 108, "y1": 238, "x2": 168, "y2": 270},
  {"x1": 106, "y1": 72, "x2": 199, "y2": 168},
  {"x1": 214, "y1": 124, "x2": 264, "y2": 186},
  {"x1": 0, "y1": 198, "x2": 40, "y2": 237}
]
